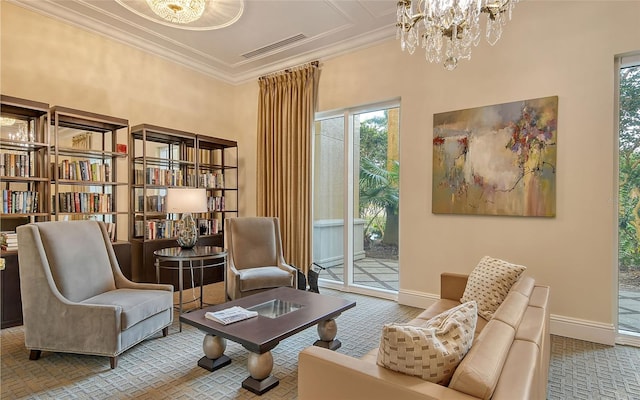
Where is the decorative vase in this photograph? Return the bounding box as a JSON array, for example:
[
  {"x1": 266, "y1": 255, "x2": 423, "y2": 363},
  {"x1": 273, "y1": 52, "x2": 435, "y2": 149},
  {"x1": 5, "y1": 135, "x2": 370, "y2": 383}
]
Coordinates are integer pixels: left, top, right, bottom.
[{"x1": 177, "y1": 212, "x2": 198, "y2": 249}]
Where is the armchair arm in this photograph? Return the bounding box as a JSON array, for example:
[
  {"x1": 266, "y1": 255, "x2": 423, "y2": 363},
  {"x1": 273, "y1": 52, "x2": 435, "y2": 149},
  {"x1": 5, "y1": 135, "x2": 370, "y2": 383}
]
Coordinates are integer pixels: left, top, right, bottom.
[
  {"x1": 277, "y1": 261, "x2": 298, "y2": 288},
  {"x1": 116, "y1": 279, "x2": 173, "y2": 292},
  {"x1": 24, "y1": 289, "x2": 123, "y2": 356},
  {"x1": 441, "y1": 273, "x2": 469, "y2": 301},
  {"x1": 226, "y1": 255, "x2": 242, "y2": 300}
]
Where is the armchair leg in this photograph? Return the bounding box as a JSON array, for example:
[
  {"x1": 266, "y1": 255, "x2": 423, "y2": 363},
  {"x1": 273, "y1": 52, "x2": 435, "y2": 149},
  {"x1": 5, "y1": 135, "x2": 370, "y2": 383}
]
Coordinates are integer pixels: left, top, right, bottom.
[
  {"x1": 29, "y1": 350, "x2": 41, "y2": 360},
  {"x1": 162, "y1": 327, "x2": 169, "y2": 337},
  {"x1": 110, "y1": 356, "x2": 118, "y2": 369}
]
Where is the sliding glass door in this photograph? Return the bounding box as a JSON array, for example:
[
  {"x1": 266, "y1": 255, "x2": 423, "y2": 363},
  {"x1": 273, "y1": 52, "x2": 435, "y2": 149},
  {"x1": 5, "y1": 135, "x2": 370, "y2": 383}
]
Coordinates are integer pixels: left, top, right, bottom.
[{"x1": 313, "y1": 101, "x2": 400, "y2": 297}]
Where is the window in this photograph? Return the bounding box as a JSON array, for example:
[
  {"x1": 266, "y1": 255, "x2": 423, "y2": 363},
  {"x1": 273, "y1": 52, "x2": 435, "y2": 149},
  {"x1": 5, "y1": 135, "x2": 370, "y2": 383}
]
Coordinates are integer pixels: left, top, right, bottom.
[{"x1": 617, "y1": 53, "x2": 640, "y2": 341}]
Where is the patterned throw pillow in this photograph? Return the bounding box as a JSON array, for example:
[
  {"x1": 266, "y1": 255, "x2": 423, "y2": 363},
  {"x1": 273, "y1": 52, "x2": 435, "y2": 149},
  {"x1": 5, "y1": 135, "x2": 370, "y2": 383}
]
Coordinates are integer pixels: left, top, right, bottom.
[
  {"x1": 376, "y1": 301, "x2": 477, "y2": 385},
  {"x1": 461, "y1": 256, "x2": 527, "y2": 320}
]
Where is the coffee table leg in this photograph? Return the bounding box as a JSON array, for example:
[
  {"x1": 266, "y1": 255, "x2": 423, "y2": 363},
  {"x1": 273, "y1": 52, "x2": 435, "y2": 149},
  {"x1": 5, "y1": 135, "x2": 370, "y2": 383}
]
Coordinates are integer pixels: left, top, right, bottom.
[
  {"x1": 198, "y1": 334, "x2": 231, "y2": 372},
  {"x1": 242, "y1": 351, "x2": 279, "y2": 395},
  {"x1": 314, "y1": 318, "x2": 341, "y2": 350}
]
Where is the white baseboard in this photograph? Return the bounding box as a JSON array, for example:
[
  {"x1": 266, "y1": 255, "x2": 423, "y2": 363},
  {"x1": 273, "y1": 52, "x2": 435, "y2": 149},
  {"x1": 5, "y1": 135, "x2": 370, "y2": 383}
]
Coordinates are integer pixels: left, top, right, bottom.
[
  {"x1": 550, "y1": 315, "x2": 616, "y2": 345},
  {"x1": 397, "y1": 289, "x2": 617, "y2": 346},
  {"x1": 397, "y1": 289, "x2": 439, "y2": 309}
]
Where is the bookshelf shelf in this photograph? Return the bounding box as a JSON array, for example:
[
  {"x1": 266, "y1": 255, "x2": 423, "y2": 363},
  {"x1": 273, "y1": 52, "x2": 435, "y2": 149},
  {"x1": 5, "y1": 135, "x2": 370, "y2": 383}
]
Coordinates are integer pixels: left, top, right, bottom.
[
  {"x1": 1, "y1": 95, "x2": 50, "y2": 225},
  {"x1": 0, "y1": 96, "x2": 134, "y2": 329},
  {"x1": 50, "y1": 106, "x2": 130, "y2": 244},
  {"x1": 0, "y1": 95, "x2": 50, "y2": 329},
  {"x1": 129, "y1": 124, "x2": 237, "y2": 288}
]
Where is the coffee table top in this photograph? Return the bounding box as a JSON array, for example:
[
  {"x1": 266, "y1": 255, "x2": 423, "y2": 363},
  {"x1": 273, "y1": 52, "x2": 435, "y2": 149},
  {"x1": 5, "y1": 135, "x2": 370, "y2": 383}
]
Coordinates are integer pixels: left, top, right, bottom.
[{"x1": 180, "y1": 287, "x2": 356, "y2": 353}]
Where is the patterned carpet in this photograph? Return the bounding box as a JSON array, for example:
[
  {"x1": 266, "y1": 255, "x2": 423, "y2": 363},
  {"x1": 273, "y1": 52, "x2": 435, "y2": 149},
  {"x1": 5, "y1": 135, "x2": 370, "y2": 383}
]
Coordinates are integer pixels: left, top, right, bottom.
[{"x1": 1, "y1": 285, "x2": 639, "y2": 399}]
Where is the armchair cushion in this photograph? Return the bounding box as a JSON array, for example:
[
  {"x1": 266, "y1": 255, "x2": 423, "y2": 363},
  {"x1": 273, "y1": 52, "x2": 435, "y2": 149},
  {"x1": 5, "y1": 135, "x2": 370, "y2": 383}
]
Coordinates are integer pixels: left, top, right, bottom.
[
  {"x1": 239, "y1": 266, "x2": 294, "y2": 292},
  {"x1": 37, "y1": 220, "x2": 116, "y2": 302},
  {"x1": 83, "y1": 289, "x2": 174, "y2": 330},
  {"x1": 229, "y1": 218, "x2": 279, "y2": 269}
]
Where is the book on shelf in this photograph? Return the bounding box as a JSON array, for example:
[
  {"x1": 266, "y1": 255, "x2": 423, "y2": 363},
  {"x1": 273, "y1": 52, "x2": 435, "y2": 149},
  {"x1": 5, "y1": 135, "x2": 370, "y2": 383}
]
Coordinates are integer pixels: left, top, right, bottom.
[
  {"x1": 1, "y1": 231, "x2": 18, "y2": 251},
  {"x1": 204, "y1": 306, "x2": 258, "y2": 325},
  {"x1": 105, "y1": 222, "x2": 116, "y2": 242}
]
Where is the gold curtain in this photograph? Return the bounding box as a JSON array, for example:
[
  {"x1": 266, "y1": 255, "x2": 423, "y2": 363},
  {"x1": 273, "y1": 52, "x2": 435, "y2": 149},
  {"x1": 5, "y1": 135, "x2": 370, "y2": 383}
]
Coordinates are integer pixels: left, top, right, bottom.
[{"x1": 257, "y1": 61, "x2": 319, "y2": 274}]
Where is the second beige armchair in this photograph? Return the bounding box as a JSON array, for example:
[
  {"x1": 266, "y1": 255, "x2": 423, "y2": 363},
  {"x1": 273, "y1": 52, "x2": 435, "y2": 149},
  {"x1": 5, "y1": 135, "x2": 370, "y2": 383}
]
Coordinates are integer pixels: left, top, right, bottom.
[{"x1": 225, "y1": 217, "x2": 297, "y2": 300}]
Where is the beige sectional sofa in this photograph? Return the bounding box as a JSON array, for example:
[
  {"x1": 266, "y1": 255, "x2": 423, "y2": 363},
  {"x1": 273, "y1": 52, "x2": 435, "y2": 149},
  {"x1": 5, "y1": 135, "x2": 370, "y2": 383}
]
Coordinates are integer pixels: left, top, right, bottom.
[{"x1": 298, "y1": 273, "x2": 550, "y2": 400}]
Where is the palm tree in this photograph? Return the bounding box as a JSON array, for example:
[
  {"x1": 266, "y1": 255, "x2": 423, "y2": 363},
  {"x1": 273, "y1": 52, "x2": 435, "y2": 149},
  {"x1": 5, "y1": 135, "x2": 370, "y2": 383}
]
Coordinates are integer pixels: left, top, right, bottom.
[{"x1": 359, "y1": 157, "x2": 399, "y2": 247}]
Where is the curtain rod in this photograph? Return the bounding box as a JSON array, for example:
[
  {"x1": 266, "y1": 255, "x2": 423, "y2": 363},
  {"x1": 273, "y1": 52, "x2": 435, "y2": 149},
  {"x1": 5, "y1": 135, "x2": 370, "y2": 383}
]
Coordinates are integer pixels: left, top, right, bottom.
[{"x1": 259, "y1": 61, "x2": 319, "y2": 81}]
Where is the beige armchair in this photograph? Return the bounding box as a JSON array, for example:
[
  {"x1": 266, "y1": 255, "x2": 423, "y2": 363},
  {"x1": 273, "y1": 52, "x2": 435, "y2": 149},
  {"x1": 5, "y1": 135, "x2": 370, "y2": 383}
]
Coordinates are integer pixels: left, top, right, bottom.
[
  {"x1": 225, "y1": 217, "x2": 297, "y2": 300},
  {"x1": 17, "y1": 220, "x2": 174, "y2": 369}
]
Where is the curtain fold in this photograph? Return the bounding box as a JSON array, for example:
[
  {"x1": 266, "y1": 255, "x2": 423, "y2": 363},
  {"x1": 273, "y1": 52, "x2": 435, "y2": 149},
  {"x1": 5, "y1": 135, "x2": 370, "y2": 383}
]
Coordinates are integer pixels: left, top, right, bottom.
[{"x1": 257, "y1": 62, "x2": 319, "y2": 274}]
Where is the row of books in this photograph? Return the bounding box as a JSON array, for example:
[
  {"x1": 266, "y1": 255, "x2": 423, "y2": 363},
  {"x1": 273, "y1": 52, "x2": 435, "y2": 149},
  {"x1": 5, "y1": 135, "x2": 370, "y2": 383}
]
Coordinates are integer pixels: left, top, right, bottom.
[
  {"x1": 55, "y1": 159, "x2": 111, "y2": 182},
  {"x1": 133, "y1": 218, "x2": 221, "y2": 239},
  {"x1": 198, "y1": 218, "x2": 220, "y2": 235},
  {"x1": 2, "y1": 190, "x2": 39, "y2": 214},
  {"x1": 134, "y1": 195, "x2": 225, "y2": 213},
  {"x1": 0, "y1": 153, "x2": 34, "y2": 177},
  {"x1": 134, "y1": 219, "x2": 178, "y2": 239},
  {"x1": 137, "y1": 195, "x2": 166, "y2": 213},
  {"x1": 1, "y1": 231, "x2": 18, "y2": 252},
  {"x1": 208, "y1": 196, "x2": 225, "y2": 212},
  {"x1": 54, "y1": 192, "x2": 112, "y2": 213},
  {"x1": 199, "y1": 172, "x2": 224, "y2": 189},
  {"x1": 133, "y1": 168, "x2": 196, "y2": 187}
]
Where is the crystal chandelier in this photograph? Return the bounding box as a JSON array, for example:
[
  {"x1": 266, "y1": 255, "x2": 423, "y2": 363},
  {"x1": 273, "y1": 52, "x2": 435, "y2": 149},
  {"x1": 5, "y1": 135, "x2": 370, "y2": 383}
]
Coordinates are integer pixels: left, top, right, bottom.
[
  {"x1": 396, "y1": 0, "x2": 519, "y2": 70},
  {"x1": 145, "y1": 0, "x2": 206, "y2": 24}
]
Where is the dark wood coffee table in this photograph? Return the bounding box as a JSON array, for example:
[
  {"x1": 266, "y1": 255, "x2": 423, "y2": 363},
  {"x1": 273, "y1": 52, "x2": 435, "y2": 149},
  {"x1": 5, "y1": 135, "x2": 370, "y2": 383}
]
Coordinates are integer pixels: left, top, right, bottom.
[{"x1": 180, "y1": 287, "x2": 356, "y2": 395}]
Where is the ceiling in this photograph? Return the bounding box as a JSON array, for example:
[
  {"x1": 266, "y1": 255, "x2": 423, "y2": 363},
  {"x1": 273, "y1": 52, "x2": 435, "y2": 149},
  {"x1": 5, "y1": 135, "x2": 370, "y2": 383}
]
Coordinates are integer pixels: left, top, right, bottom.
[{"x1": 11, "y1": 0, "x2": 398, "y2": 85}]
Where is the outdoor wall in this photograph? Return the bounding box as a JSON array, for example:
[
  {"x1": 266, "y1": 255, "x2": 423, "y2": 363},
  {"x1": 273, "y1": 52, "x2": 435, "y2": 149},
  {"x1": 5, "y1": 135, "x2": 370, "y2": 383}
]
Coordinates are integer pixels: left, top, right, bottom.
[{"x1": 312, "y1": 1, "x2": 640, "y2": 344}]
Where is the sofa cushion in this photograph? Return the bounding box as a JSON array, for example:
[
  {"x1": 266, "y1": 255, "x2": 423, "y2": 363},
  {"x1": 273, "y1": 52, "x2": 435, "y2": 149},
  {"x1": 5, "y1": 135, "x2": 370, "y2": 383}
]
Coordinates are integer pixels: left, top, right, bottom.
[
  {"x1": 491, "y1": 290, "x2": 529, "y2": 329},
  {"x1": 491, "y1": 340, "x2": 538, "y2": 399},
  {"x1": 448, "y1": 319, "x2": 515, "y2": 399},
  {"x1": 376, "y1": 301, "x2": 477, "y2": 385},
  {"x1": 461, "y1": 256, "x2": 526, "y2": 320}
]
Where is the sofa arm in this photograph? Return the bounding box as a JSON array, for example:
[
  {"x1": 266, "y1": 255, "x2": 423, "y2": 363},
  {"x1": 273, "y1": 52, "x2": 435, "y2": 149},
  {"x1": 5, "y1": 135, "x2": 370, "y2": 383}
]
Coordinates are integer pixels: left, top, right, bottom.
[
  {"x1": 298, "y1": 346, "x2": 478, "y2": 400},
  {"x1": 441, "y1": 273, "x2": 469, "y2": 301}
]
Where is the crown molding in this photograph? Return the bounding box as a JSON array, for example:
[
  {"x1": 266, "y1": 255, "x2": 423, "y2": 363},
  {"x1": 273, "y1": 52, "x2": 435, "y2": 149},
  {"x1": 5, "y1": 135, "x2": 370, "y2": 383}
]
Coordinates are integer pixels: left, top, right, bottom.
[{"x1": 9, "y1": 0, "x2": 396, "y2": 86}]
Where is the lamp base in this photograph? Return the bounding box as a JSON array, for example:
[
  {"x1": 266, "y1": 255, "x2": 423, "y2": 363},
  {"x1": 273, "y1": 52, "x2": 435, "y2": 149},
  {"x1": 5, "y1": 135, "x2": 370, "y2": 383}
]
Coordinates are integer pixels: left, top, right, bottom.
[{"x1": 177, "y1": 212, "x2": 198, "y2": 249}]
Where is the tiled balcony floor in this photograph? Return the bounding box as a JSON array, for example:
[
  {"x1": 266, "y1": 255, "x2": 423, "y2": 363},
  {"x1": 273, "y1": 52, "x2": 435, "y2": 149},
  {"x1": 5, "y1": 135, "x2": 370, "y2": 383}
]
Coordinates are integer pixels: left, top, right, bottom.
[{"x1": 318, "y1": 257, "x2": 399, "y2": 291}]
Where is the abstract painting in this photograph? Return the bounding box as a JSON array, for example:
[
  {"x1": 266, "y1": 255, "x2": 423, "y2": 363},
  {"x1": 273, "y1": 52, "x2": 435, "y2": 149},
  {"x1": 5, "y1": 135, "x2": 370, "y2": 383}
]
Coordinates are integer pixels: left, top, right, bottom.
[{"x1": 432, "y1": 96, "x2": 558, "y2": 217}]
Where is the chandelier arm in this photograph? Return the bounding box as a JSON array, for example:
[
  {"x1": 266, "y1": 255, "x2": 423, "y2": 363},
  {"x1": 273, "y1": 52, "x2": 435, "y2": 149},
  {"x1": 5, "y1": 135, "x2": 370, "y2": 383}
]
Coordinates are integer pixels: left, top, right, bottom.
[{"x1": 396, "y1": 0, "x2": 518, "y2": 70}]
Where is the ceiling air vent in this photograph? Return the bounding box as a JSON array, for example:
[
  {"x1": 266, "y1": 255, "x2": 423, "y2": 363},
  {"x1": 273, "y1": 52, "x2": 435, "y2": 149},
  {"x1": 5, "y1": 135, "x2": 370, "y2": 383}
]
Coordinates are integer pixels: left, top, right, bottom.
[{"x1": 241, "y1": 33, "x2": 307, "y2": 59}]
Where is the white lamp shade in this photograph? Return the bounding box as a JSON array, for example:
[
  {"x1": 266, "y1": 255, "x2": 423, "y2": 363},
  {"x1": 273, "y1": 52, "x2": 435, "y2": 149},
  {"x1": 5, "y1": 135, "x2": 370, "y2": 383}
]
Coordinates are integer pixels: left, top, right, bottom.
[{"x1": 166, "y1": 188, "x2": 208, "y2": 213}]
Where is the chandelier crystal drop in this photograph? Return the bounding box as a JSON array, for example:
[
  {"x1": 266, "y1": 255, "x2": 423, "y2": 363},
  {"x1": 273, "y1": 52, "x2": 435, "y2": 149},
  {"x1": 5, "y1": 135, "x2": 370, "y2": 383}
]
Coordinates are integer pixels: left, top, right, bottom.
[
  {"x1": 396, "y1": 0, "x2": 519, "y2": 70},
  {"x1": 145, "y1": 0, "x2": 206, "y2": 24},
  {"x1": 0, "y1": 117, "x2": 16, "y2": 126}
]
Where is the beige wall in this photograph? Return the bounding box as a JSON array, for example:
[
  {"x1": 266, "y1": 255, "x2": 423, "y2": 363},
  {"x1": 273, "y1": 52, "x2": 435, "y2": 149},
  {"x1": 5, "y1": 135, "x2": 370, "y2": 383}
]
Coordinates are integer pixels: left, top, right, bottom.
[
  {"x1": 3, "y1": 1, "x2": 640, "y2": 343},
  {"x1": 1, "y1": 2, "x2": 236, "y2": 141},
  {"x1": 312, "y1": 1, "x2": 640, "y2": 343}
]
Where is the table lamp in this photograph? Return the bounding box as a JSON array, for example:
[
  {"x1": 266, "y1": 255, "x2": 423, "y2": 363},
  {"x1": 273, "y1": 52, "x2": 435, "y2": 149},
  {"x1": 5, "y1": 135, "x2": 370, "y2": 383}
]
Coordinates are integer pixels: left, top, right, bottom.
[{"x1": 166, "y1": 187, "x2": 208, "y2": 249}]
